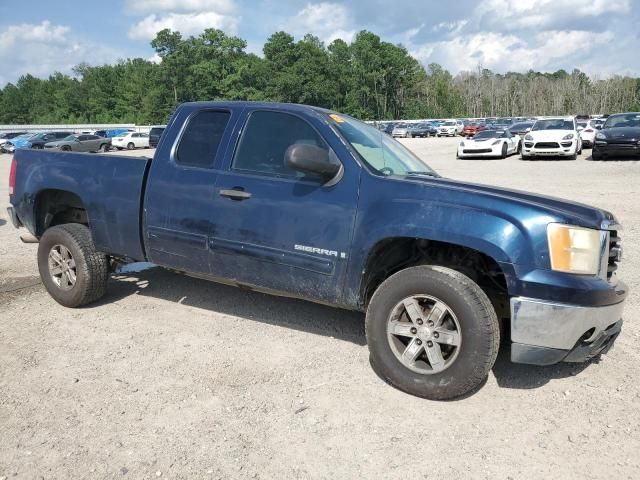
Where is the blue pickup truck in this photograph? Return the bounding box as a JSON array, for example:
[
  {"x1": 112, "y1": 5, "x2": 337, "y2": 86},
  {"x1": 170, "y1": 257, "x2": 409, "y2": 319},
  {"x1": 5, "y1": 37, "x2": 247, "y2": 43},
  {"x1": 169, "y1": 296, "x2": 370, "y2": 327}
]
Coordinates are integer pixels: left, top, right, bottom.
[{"x1": 7, "y1": 102, "x2": 627, "y2": 400}]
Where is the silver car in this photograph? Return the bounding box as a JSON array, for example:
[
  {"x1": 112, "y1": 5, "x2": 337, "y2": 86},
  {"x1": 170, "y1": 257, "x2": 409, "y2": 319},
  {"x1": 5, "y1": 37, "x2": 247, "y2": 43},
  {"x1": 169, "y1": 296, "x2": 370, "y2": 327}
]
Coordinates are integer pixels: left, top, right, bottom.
[{"x1": 45, "y1": 134, "x2": 111, "y2": 153}]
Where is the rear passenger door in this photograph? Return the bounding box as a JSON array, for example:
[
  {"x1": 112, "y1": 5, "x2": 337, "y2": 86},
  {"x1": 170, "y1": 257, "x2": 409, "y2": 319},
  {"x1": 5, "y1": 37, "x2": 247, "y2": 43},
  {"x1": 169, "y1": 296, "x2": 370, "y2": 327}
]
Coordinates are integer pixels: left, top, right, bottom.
[
  {"x1": 144, "y1": 108, "x2": 240, "y2": 273},
  {"x1": 209, "y1": 108, "x2": 359, "y2": 304}
]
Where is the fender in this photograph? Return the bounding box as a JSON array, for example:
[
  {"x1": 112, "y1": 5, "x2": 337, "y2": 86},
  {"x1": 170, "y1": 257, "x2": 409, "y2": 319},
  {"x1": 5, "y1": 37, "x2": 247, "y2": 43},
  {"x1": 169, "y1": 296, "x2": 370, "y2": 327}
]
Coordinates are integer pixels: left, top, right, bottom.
[{"x1": 14, "y1": 149, "x2": 148, "y2": 260}]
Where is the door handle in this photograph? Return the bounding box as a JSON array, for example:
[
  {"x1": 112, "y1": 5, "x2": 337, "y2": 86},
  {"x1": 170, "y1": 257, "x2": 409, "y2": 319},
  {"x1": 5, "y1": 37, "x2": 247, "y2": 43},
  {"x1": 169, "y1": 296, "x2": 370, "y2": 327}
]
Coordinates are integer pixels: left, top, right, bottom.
[{"x1": 219, "y1": 188, "x2": 252, "y2": 200}]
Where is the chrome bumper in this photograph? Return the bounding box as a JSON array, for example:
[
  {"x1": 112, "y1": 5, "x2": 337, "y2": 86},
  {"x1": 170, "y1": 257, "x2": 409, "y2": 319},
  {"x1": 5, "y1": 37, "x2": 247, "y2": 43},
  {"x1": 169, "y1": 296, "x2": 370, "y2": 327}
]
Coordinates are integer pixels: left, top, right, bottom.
[{"x1": 510, "y1": 297, "x2": 624, "y2": 365}]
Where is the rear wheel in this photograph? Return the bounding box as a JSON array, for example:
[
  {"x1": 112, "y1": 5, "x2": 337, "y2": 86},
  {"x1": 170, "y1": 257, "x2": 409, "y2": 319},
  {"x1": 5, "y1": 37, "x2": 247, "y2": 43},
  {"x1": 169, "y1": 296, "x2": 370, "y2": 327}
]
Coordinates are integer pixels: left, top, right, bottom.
[
  {"x1": 366, "y1": 266, "x2": 500, "y2": 400},
  {"x1": 37, "y1": 224, "x2": 109, "y2": 307}
]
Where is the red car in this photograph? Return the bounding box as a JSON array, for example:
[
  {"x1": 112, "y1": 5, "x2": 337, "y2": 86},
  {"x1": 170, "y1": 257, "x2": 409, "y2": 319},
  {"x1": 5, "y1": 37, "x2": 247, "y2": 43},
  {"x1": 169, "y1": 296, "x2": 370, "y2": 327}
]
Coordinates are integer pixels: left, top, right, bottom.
[{"x1": 462, "y1": 122, "x2": 487, "y2": 137}]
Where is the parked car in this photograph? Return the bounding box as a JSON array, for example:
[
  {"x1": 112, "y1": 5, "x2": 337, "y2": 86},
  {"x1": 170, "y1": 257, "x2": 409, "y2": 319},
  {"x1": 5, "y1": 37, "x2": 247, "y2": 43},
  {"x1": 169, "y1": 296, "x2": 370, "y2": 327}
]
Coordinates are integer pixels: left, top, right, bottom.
[
  {"x1": 10, "y1": 131, "x2": 69, "y2": 150},
  {"x1": 457, "y1": 129, "x2": 520, "y2": 159},
  {"x1": 509, "y1": 122, "x2": 534, "y2": 137},
  {"x1": 7, "y1": 101, "x2": 626, "y2": 401},
  {"x1": 577, "y1": 120, "x2": 597, "y2": 148},
  {"x1": 407, "y1": 123, "x2": 434, "y2": 138},
  {"x1": 111, "y1": 132, "x2": 150, "y2": 150},
  {"x1": 437, "y1": 120, "x2": 463, "y2": 137},
  {"x1": 106, "y1": 128, "x2": 134, "y2": 138},
  {"x1": 462, "y1": 122, "x2": 486, "y2": 137},
  {"x1": 2, "y1": 133, "x2": 36, "y2": 153},
  {"x1": 149, "y1": 127, "x2": 165, "y2": 148},
  {"x1": 592, "y1": 112, "x2": 640, "y2": 160},
  {"x1": 493, "y1": 117, "x2": 515, "y2": 129},
  {"x1": 44, "y1": 134, "x2": 111, "y2": 153},
  {"x1": 392, "y1": 123, "x2": 411, "y2": 138},
  {"x1": 0, "y1": 131, "x2": 28, "y2": 150},
  {"x1": 522, "y1": 117, "x2": 582, "y2": 160}
]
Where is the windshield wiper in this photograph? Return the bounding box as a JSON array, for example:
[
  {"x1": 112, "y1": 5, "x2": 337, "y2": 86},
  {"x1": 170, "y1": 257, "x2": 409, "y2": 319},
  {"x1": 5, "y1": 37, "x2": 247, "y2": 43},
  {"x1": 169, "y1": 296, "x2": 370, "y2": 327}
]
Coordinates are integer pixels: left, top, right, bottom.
[{"x1": 405, "y1": 171, "x2": 438, "y2": 177}]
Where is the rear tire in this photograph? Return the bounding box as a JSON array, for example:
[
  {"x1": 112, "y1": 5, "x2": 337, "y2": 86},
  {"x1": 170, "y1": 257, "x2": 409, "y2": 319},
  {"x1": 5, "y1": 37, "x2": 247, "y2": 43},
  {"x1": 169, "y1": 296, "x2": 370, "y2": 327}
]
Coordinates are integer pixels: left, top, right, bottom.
[
  {"x1": 366, "y1": 266, "x2": 500, "y2": 400},
  {"x1": 37, "y1": 224, "x2": 109, "y2": 308}
]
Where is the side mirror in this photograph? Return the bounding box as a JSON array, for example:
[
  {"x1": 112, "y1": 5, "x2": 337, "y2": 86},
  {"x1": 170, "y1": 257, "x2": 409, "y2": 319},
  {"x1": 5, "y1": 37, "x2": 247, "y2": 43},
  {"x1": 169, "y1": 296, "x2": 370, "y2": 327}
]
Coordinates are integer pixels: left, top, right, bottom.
[{"x1": 285, "y1": 143, "x2": 341, "y2": 182}]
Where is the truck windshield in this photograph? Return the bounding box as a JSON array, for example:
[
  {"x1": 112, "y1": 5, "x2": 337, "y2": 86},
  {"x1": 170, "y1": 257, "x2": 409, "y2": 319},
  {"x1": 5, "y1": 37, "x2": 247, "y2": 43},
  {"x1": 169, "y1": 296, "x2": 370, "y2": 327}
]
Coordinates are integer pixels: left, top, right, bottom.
[{"x1": 329, "y1": 114, "x2": 437, "y2": 177}]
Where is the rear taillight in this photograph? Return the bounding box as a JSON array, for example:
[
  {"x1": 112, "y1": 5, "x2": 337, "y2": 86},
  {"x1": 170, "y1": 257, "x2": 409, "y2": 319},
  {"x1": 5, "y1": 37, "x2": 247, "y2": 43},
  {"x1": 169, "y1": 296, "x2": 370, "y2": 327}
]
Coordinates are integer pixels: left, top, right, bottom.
[{"x1": 9, "y1": 156, "x2": 17, "y2": 196}]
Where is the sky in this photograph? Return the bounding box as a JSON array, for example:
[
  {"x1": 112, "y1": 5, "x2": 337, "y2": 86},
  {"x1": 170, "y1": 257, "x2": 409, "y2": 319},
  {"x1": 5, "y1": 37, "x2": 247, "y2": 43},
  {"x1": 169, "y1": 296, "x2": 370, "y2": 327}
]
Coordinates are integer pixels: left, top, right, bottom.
[{"x1": 1, "y1": 0, "x2": 639, "y2": 86}]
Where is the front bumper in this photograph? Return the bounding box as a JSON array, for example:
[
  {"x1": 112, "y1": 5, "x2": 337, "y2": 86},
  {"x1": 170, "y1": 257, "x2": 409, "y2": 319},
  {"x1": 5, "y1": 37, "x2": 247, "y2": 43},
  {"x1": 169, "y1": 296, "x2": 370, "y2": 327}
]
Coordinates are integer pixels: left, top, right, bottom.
[
  {"x1": 593, "y1": 142, "x2": 640, "y2": 158},
  {"x1": 522, "y1": 143, "x2": 577, "y2": 157},
  {"x1": 510, "y1": 296, "x2": 624, "y2": 365}
]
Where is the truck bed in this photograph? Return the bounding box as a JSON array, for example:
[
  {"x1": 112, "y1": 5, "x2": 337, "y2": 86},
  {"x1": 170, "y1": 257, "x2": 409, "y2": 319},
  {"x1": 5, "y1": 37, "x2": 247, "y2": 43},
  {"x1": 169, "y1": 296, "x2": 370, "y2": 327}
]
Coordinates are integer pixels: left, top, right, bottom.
[{"x1": 11, "y1": 149, "x2": 151, "y2": 261}]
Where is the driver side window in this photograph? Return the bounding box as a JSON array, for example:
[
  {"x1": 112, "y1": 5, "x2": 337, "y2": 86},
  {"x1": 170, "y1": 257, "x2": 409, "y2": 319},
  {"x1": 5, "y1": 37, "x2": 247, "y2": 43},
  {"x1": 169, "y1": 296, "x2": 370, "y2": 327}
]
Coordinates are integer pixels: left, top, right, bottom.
[{"x1": 232, "y1": 110, "x2": 336, "y2": 179}]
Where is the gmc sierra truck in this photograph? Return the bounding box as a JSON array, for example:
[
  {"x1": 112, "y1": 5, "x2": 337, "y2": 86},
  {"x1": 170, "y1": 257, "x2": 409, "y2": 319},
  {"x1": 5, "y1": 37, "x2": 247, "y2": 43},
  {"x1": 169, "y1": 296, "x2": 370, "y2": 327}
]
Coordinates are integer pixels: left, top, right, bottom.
[{"x1": 7, "y1": 102, "x2": 627, "y2": 400}]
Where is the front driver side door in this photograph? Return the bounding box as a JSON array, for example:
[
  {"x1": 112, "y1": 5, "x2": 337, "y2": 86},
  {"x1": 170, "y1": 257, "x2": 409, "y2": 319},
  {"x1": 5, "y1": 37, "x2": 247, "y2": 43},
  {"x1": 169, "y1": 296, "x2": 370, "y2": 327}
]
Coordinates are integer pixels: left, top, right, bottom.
[{"x1": 209, "y1": 108, "x2": 360, "y2": 304}]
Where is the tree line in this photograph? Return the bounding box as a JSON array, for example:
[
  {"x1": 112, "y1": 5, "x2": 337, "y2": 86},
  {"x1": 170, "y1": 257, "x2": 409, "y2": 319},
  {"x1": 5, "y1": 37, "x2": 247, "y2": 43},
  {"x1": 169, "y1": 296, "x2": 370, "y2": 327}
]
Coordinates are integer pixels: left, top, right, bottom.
[{"x1": 1, "y1": 28, "x2": 639, "y2": 125}]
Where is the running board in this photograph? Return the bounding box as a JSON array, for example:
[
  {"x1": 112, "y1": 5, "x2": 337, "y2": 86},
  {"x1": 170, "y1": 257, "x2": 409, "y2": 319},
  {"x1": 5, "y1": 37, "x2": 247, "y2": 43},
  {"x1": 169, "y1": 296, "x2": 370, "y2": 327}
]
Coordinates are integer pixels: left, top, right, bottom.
[{"x1": 20, "y1": 233, "x2": 39, "y2": 243}]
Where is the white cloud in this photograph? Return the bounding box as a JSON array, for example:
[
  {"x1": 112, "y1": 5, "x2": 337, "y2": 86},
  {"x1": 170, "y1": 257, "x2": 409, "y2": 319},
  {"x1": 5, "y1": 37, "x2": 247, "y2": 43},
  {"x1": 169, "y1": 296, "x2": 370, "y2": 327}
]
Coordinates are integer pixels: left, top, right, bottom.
[
  {"x1": 0, "y1": 21, "x2": 120, "y2": 86},
  {"x1": 411, "y1": 30, "x2": 613, "y2": 74},
  {"x1": 476, "y1": 0, "x2": 630, "y2": 29},
  {"x1": 128, "y1": 12, "x2": 240, "y2": 40},
  {"x1": 284, "y1": 3, "x2": 356, "y2": 44},
  {"x1": 124, "y1": 0, "x2": 235, "y2": 13}
]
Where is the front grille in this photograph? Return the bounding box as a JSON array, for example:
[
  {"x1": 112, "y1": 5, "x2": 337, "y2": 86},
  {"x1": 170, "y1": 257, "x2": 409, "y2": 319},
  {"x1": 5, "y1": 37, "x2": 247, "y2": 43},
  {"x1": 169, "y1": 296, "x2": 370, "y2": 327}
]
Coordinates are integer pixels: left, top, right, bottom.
[
  {"x1": 463, "y1": 148, "x2": 492, "y2": 153},
  {"x1": 607, "y1": 231, "x2": 622, "y2": 281},
  {"x1": 534, "y1": 142, "x2": 560, "y2": 149}
]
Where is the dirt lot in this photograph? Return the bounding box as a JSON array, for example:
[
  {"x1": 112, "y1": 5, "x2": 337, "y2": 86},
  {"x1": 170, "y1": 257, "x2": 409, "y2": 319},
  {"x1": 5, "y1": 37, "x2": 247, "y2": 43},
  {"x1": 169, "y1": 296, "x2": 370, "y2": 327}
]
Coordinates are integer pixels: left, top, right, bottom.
[{"x1": 1, "y1": 140, "x2": 639, "y2": 480}]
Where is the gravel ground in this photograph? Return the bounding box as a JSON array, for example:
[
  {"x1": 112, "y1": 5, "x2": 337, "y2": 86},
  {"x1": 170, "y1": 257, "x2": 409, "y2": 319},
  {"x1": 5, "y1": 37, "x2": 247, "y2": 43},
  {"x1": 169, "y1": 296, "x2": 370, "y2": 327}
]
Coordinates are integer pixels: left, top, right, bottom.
[{"x1": 1, "y1": 140, "x2": 639, "y2": 480}]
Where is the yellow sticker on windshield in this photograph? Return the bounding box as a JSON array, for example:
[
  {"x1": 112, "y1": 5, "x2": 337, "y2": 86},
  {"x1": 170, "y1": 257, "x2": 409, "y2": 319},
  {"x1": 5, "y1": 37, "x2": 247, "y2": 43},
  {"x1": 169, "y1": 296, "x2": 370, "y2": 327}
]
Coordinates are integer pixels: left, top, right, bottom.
[{"x1": 330, "y1": 114, "x2": 345, "y2": 123}]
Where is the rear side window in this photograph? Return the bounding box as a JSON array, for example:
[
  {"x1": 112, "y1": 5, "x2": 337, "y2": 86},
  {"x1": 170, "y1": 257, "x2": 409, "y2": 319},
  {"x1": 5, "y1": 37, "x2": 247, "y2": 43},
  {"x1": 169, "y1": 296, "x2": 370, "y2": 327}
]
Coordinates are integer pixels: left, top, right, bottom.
[
  {"x1": 232, "y1": 110, "x2": 331, "y2": 178},
  {"x1": 176, "y1": 110, "x2": 230, "y2": 168}
]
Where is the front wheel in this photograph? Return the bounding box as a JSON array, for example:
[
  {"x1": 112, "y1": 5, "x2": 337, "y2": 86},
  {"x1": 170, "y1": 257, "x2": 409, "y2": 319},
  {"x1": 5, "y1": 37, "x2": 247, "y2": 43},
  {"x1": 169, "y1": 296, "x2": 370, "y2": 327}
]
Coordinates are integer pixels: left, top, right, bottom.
[
  {"x1": 37, "y1": 224, "x2": 109, "y2": 307},
  {"x1": 127, "y1": 142, "x2": 135, "y2": 150},
  {"x1": 500, "y1": 143, "x2": 508, "y2": 158},
  {"x1": 99, "y1": 143, "x2": 110, "y2": 153},
  {"x1": 366, "y1": 266, "x2": 500, "y2": 400}
]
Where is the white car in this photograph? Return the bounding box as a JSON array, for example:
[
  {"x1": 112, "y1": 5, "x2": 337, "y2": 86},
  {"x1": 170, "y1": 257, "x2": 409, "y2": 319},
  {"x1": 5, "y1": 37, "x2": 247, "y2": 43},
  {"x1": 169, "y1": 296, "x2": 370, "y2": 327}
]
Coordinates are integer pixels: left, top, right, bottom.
[
  {"x1": 577, "y1": 120, "x2": 597, "y2": 148},
  {"x1": 392, "y1": 123, "x2": 411, "y2": 138},
  {"x1": 437, "y1": 120, "x2": 463, "y2": 137},
  {"x1": 457, "y1": 129, "x2": 520, "y2": 159},
  {"x1": 521, "y1": 117, "x2": 582, "y2": 160},
  {"x1": 111, "y1": 132, "x2": 150, "y2": 150}
]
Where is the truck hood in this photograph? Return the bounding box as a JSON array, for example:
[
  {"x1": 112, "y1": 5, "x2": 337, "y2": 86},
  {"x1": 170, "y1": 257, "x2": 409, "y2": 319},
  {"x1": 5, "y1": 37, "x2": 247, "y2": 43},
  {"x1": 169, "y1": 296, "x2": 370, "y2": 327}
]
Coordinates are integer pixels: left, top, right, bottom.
[{"x1": 402, "y1": 175, "x2": 616, "y2": 230}]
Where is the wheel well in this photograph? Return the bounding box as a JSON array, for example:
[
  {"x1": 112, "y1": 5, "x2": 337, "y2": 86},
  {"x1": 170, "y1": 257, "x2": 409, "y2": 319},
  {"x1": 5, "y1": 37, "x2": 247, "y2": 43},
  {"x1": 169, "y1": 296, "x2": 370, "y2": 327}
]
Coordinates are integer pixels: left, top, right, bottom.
[
  {"x1": 360, "y1": 238, "x2": 510, "y2": 320},
  {"x1": 35, "y1": 189, "x2": 88, "y2": 236}
]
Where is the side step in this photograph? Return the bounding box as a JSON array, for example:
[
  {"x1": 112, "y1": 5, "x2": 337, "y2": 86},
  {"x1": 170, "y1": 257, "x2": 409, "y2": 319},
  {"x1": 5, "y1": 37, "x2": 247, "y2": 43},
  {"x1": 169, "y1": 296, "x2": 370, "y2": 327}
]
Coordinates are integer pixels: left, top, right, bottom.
[{"x1": 20, "y1": 233, "x2": 39, "y2": 243}]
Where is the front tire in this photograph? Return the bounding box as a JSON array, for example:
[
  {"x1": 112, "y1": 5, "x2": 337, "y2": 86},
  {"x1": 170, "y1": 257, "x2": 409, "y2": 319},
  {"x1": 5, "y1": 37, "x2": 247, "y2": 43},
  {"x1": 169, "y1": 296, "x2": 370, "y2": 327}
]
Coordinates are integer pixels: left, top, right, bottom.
[
  {"x1": 500, "y1": 143, "x2": 508, "y2": 159},
  {"x1": 127, "y1": 142, "x2": 135, "y2": 150},
  {"x1": 366, "y1": 266, "x2": 500, "y2": 400},
  {"x1": 37, "y1": 224, "x2": 109, "y2": 308}
]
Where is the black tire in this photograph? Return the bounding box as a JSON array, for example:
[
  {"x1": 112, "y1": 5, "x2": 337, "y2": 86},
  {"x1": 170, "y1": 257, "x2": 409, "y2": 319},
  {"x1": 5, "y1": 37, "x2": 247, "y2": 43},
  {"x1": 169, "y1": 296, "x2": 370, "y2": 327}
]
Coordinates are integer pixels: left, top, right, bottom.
[
  {"x1": 99, "y1": 143, "x2": 109, "y2": 153},
  {"x1": 517, "y1": 141, "x2": 522, "y2": 153},
  {"x1": 61, "y1": 145, "x2": 71, "y2": 152},
  {"x1": 37, "y1": 223, "x2": 109, "y2": 307},
  {"x1": 127, "y1": 142, "x2": 135, "y2": 150},
  {"x1": 366, "y1": 266, "x2": 500, "y2": 400},
  {"x1": 521, "y1": 154, "x2": 530, "y2": 160},
  {"x1": 500, "y1": 143, "x2": 508, "y2": 159}
]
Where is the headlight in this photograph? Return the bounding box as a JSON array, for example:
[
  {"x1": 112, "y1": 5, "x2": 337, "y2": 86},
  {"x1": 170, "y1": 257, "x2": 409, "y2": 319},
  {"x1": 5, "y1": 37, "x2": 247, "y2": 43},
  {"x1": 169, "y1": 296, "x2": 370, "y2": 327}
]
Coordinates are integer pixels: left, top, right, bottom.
[
  {"x1": 524, "y1": 134, "x2": 533, "y2": 141},
  {"x1": 596, "y1": 132, "x2": 606, "y2": 140},
  {"x1": 492, "y1": 140, "x2": 501, "y2": 145},
  {"x1": 547, "y1": 223, "x2": 601, "y2": 275},
  {"x1": 562, "y1": 134, "x2": 574, "y2": 140}
]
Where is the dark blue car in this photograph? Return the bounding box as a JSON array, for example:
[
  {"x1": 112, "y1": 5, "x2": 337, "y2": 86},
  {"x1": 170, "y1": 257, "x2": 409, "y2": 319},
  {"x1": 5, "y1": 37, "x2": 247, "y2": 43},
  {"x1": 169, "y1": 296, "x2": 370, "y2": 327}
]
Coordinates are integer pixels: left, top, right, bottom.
[{"x1": 7, "y1": 101, "x2": 627, "y2": 400}]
